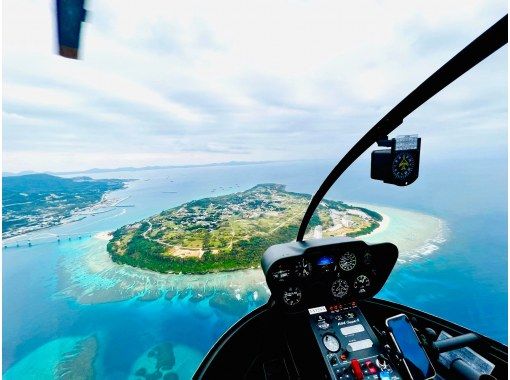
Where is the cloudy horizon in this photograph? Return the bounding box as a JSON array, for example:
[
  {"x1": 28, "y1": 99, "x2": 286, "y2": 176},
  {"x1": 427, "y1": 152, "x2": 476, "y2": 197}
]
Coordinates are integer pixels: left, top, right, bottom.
[{"x1": 3, "y1": 0, "x2": 507, "y2": 173}]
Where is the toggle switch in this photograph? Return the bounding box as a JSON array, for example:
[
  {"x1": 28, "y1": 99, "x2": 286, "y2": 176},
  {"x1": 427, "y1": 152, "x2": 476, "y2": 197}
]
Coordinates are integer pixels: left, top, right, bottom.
[{"x1": 350, "y1": 359, "x2": 364, "y2": 380}]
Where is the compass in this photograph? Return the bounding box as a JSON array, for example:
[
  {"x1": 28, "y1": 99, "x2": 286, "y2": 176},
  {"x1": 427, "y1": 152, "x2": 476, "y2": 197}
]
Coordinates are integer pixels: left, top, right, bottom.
[
  {"x1": 391, "y1": 152, "x2": 415, "y2": 181},
  {"x1": 371, "y1": 135, "x2": 421, "y2": 186}
]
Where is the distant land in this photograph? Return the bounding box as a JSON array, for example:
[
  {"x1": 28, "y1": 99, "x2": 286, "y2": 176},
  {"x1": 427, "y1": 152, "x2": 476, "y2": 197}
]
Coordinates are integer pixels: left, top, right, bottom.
[
  {"x1": 108, "y1": 184, "x2": 382, "y2": 274},
  {"x1": 3, "y1": 160, "x2": 283, "y2": 177},
  {"x1": 2, "y1": 174, "x2": 128, "y2": 238}
]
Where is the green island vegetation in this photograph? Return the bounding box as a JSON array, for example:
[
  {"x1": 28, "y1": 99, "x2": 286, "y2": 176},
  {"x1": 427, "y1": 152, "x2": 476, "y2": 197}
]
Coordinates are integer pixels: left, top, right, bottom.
[
  {"x1": 108, "y1": 184, "x2": 382, "y2": 274},
  {"x1": 2, "y1": 173, "x2": 128, "y2": 238}
]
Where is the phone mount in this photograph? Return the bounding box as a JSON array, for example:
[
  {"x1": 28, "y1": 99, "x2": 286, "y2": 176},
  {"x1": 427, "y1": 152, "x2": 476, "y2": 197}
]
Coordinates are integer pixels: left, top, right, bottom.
[{"x1": 371, "y1": 135, "x2": 421, "y2": 186}]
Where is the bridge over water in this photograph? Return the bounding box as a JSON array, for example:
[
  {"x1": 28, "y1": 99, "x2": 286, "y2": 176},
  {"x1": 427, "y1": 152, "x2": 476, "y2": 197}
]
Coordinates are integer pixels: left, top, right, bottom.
[{"x1": 3, "y1": 231, "x2": 108, "y2": 249}]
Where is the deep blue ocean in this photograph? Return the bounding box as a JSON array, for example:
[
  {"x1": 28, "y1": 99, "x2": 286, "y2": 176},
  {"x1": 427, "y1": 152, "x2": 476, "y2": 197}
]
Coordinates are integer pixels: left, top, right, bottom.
[{"x1": 2, "y1": 154, "x2": 507, "y2": 378}]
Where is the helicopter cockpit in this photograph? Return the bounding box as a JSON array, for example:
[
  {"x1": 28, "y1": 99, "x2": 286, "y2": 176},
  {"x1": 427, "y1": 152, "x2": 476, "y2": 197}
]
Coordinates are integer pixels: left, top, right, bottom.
[
  {"x1": 263, "y1": 238, "x2": 401, "y2": 379},
  {"x1": 195, "y1": 235, "x2": 507, "y2": 379},
  {"x1": 193, "y1": 14, "x2": 508, "y2": 380}
]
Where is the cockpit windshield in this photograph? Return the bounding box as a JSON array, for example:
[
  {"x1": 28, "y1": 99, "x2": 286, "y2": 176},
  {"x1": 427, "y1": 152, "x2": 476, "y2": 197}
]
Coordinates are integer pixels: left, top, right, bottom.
[
  {"x1": 2, "y1": 1, "x2": 507, "y2": 378},
  {"x1": 301, "y1": 38, "x2": 508, "y2": 342}
]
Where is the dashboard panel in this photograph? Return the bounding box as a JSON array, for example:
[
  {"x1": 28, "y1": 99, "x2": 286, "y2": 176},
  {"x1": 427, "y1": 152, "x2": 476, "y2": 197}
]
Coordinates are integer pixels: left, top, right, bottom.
[{"x1": 262, "y1": 237, "x2": 398, "y2": 310}]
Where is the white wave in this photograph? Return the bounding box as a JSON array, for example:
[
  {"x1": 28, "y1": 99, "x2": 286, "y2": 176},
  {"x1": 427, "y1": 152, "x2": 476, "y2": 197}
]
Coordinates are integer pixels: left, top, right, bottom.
[{"x1": 400, "y1": 220, "x2": 449, "y2": 263}]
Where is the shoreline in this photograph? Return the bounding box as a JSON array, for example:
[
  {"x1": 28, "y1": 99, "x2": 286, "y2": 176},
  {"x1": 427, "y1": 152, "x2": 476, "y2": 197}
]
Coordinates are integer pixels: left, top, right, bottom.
[
  {"x1": 2, "y1": 183, "x2": 132, "y2": 242},
  {"x1": 96, "y1": 205, "x2": 389, "y2": 276},
  {"x1": 361, "y1": 209, "x2": 390, "y2": 237},
  {"x1": 94, "y1": 231, "x2": 113, "y2": 241},
  {"x1": 56, "y1": 202, "x2": 446, "y2": 305},
  {"x1": 354, "y1": 202, "x2": 447, "y2": 260}
]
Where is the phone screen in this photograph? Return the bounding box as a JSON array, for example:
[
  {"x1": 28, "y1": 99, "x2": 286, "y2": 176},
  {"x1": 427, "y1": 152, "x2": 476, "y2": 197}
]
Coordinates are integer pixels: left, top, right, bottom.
[{"x1": 387, "y1": 315, "x2": 435, "y2": 379}]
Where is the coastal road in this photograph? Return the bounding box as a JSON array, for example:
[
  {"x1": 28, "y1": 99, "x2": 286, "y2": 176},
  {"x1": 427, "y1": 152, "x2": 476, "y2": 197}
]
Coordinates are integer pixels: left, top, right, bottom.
[{"x1": 142, "y1": 220, "x2": 174, "y2": 248}]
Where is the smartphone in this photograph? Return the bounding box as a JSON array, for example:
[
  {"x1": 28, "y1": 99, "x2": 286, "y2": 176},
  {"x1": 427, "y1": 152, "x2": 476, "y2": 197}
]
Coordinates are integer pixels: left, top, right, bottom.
[{"x1": 386, "y1": 314, "x2": 436, "y2": 380}]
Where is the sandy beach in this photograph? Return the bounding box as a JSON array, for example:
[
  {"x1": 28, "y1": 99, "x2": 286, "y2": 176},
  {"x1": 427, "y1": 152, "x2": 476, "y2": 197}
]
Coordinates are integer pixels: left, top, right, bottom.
[
  {"x1": 354, "y1": 202, "x2": 447, "y2": 260},
  {"x1": 56, "y1": 202, "x2": 446, "y2": 306},
  {"x1": 363, "y1": 209, "x2": 390, "y2": 237},
  {"x1": 94, "y1": 231, "x2": 113, "y2": 241}
]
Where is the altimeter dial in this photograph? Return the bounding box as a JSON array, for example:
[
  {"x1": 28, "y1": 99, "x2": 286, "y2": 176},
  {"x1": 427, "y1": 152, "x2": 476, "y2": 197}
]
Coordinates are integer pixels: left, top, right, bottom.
[{"x1": 339, "y1": 252, "x2": 357, "y2": 271}]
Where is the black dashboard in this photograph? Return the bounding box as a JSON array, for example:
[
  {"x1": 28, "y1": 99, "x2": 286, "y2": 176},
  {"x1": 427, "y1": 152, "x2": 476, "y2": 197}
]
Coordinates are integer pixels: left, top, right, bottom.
[
  {"x1": 196, "y1": 237, "x2": 505, "y2": 380},
  {"x1": 261, "y1": 238, "x2": 403, "y2": 379},
  {"x1": 262, "y1": 237, "x2": 398, "y2": 310}
]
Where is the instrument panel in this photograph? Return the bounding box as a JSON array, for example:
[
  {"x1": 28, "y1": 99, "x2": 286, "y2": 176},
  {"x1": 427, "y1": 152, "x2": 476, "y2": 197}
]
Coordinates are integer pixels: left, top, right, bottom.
[{"x1": 262, "y1": 237, "x2": 398, "y2": 310}]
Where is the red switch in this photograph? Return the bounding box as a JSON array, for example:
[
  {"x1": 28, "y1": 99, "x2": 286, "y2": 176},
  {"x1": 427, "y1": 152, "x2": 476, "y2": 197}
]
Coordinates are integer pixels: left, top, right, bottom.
[
  {"x1": 351, "y1": 359, "x2": 364, "y2": 380},
  {"x1": 366, "y1": 360, "x2": 377, "y2": 374}
]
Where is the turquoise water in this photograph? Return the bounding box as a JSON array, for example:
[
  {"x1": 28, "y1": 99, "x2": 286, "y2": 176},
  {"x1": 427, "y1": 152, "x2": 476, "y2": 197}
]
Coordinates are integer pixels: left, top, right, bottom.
[{"x1": 3, "y1": 156, "x2": 507, "y2": 378}]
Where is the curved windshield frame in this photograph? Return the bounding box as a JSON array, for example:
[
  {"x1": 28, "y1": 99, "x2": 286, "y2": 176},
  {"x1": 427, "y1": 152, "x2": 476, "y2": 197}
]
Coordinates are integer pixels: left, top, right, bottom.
[
  {"x1": 297, "y1": 15, "x2": 507, "y2": 241},
  {"x1": 303, "y1": 40, "x2": 507, "y2": 343}
]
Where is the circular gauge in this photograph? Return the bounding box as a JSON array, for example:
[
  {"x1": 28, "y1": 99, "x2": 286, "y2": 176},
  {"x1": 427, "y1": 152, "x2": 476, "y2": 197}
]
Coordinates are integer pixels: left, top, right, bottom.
[
  {"x1": 322, "y1": 334, "x2": 340, "y2": 352},
  {"x1": 339, "y1": 252, "x2": 356, "y2": 271},
  {"x1": 331, "y1": 278, "x2": 349, "y2": 298},
  {"x1": 354, "y1": 274, "x2": 371, "y2": 293},
  {"x1": 271, "y1": 266, "x2": 291, "y2": 282},
  {"x1": 282, "y1": 286, "x2": 302, "y2": 306},
  {"x1": 363, "y1": 252, "x2": 373, "y2": 265},
  {"x1": 392, "y1": 152, "x2": 415, "y2": 181},
  {"x1": 295, "y1": 258, "x2": 312, "y2": 278}
]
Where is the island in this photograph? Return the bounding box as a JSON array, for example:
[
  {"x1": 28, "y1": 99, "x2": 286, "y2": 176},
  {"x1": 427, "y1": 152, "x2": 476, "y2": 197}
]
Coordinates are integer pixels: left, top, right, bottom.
[
  {"x1": 108, "y1": 184, "x2": 382, "y2": 274},
  {"x1": 2, "y1": 173, "x2": 128, "y2": 238}
]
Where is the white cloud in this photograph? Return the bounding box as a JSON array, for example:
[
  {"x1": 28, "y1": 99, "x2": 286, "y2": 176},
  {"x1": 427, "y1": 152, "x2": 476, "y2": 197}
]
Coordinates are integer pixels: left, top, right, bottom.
[{"x1": 2, "y1": 0, "x2": 507, "y2": 172}]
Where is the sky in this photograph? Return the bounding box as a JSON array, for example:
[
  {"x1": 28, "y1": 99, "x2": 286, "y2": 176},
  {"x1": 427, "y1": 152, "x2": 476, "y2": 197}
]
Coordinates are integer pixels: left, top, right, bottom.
[{"x1": 2, "y1": 0, "x2": 508, "y2": 173}]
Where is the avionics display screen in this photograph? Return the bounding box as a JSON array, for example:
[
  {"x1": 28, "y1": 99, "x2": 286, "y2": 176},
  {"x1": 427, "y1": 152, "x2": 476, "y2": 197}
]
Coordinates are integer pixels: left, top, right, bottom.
[
  {"x1": 387, "y1": 315, "x2": 435, "y2": 380},
  {"x1": 317, "y1": 256, "x2": 334, "y2": 266}
]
